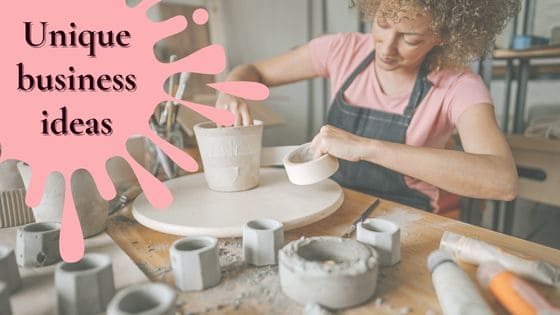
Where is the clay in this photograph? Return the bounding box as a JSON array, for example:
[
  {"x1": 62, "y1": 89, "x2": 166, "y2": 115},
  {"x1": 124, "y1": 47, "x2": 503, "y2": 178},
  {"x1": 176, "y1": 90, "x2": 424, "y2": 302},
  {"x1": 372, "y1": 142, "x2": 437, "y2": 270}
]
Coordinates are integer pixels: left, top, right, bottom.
[
  {"x1": 16, "y1": 222, "x2": 61, "y2": 267},
  {"x1": 440, "y1": 231, "x2": 560, "y2": 288},
  {"x1": 17, "y1": 163, "x2": 108, "y2": 238},
  {"x1": 279, "y1": 236, "x2": 379, "y2": 309},
  {"x1": 243, "y1": 219, "x2": 284, "y2": 266},
  {"x1": 55, "y1": 253, "x2": 115, "y2": 315},
  {"x1": 428, "y1": 249, "x2": 493, "y2": 315},
  {"x1": 0, "y1": 282, "x2": 12, "y2": 315},
  {"x1": 303, "y1": 303, "x2": 333, "y2": 315},
  {"x1": 357, "y1": 218, "x2": 401, "y2": 266},
  {"x1": 0, "y1": 160, "x2": 25, "y2": 191},
  {"x1": 170, "y1": 236, "x2": 221, "y2": 291},
  {"x1": 107, "y1": 283, "x2": 176, "y2": 315},
  {"x1": 194, "y1": 120, "x2": 263, "y2": 192},
  {"x1": 282, "y1": 143, "x2": 339, "y2": 185},
  {"x1": 0, "y1": 246, "x2": 22, "y2": 294}
]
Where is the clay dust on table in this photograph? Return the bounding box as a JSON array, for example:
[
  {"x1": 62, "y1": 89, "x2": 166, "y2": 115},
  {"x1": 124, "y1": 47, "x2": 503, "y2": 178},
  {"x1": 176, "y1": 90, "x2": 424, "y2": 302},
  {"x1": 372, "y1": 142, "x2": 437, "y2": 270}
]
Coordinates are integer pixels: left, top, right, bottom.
[{"x1": 0, "y1": 0, "x2": 268, "y2": 262}]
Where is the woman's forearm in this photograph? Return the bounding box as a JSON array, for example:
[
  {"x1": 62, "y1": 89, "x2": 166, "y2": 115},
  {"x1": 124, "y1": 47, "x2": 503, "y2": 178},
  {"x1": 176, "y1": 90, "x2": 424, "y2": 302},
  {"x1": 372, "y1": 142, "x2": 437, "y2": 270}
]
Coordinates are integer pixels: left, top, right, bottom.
[
  {"x1": 359, "y1": 139, "x2": 518, "y2": 201},
  {"x1": 225, "y1": 64, "x2": 263, "y2": 82}
]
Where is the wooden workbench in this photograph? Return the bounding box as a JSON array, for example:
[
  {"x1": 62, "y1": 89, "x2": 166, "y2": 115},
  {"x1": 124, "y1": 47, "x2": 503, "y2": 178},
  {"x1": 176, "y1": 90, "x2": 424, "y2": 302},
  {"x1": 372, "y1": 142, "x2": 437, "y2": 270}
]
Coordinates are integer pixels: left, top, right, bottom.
[{"x1": 107, "y1": 188, "x2": 560, "y2": 315}]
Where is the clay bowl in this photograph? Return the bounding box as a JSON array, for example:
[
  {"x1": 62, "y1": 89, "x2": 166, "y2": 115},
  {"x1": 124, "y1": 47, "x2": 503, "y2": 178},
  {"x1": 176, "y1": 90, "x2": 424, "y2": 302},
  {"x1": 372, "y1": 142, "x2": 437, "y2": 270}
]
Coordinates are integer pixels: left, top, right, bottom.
[
  {"x1": 282, "y1": 143, "x2": 339, "y2": 185},
  {"x1": 279, "y1": 236, "x2": 379, "y2": 309}
]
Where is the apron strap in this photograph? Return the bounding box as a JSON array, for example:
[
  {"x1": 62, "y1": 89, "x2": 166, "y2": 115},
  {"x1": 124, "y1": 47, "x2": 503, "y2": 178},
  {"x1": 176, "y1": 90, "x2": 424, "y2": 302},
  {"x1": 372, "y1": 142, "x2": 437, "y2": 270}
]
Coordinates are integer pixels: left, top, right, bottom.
[
  {"x1": 339, "y1": 50, "x2": 376, "y2": 93},
  {"x1": 402, "y1": 62, "x2": 432, "y2": 118}
]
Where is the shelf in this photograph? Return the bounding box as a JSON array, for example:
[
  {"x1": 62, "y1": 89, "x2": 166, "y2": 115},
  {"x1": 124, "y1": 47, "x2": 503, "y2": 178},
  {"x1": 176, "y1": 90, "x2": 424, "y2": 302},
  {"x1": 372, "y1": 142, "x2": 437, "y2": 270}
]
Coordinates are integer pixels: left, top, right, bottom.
[
  {"x1": 494, "y1": 45, "x2": 560, "y2": 60},
  {"x1": 492, "y1": 63, "x2": 560, "y2": 79}
]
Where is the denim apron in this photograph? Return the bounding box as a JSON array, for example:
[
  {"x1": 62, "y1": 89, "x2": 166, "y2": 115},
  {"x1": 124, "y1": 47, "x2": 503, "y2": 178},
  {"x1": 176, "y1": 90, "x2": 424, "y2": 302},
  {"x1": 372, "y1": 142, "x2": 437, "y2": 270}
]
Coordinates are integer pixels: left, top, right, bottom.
[{"x1": 327, "y1": 50, "x2": 433, "y2": 211}]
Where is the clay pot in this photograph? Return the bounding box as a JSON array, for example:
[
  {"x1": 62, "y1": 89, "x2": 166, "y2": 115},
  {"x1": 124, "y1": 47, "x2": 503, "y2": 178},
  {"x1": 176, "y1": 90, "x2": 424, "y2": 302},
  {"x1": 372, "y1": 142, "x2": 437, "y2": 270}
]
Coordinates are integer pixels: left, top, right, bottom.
[
  {"x1": 0, "y1": 246, "x2": 22, "y2": 294},
  {"x1": 55, "y1": 253, "x2": 115, "y2": 315},
  {"x1": 357, "y1": 218, "x2": 400, "y2": 266},
  {"x1": 107, "y1": 283, "x2": 176, "y2": 315},
  {"x1": 0, "y1": 282, "x2": 12, "y2": 315},
  {"x1": 17, "y1": 163, "x2": 108, "y2": 238},
  {"x1": 170, "y1": 236, "x2": 221, "y2": 292},
  {"x1": 16, "y1": 222, "x2": 61, "y2": 267},
  {"x1": 243, "y1": 219, "x2": 284, "y2": 266},
  {"x1": 194, "y1": 120, "x2": 263, "y2": 192},
  {"x1": 0, "y1": 160, "x2": 24, "y2": 191}
]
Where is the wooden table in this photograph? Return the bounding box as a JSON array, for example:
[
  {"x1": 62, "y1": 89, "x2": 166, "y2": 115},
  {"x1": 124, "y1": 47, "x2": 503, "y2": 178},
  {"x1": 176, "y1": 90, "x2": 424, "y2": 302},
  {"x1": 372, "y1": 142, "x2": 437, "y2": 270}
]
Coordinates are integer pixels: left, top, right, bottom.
[{"x1": 107, "y1": 188, "x2": 560, "y2": 315}]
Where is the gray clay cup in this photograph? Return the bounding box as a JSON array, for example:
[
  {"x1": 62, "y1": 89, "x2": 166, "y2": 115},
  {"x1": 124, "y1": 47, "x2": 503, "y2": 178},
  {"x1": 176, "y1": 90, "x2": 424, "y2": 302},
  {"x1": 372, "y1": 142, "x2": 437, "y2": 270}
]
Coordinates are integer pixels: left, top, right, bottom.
[
  {"x1": 107, "y1": 282, "x2": 176, "y2": 315},
  {"x1": 0, "y1": 282, "x2": 13, "y2": 315},
  {"x1": 170, "y1": 236, "x2": 221, "y2": 292},
  {"x1": 55, "y1": 253, "x2": 115, "y2": 315},
  {"x1": 0, "y1": 246, "x2": 22, "y2": 294},
  {"x1": 357, "y1": 218, "x2": 401, "y2": 266},
  {"x1": 243, "y1": 218, "x2": 284, "y2": 266},
  {"x1": 16, "y1": 222, "x2": 61, "y2": 267}
]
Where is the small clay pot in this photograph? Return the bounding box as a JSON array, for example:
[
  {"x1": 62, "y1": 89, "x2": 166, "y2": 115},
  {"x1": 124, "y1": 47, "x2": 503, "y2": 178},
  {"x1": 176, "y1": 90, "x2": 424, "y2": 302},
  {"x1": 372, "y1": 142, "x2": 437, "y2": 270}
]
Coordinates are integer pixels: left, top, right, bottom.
[
  {"x1": 279, "y1": 236, "x2": 379, "y2": 309},
  {"x1": 194, "y1": 120, "x2": 263, "y2": 192},
  {"x1": 0, "y1": 282, "x2": 13, "y2": 315},
  {"x1": 170, "y1": 236, "x2": 221, "y2": 292},
  {"x1": 0, "y1": 246, "x2": 22, "y2": 294},
  {"x1": 16, "y1": 222, "x2": 61, "y2": 267},
  {"x1": 357, "y1": 218, "x2": 400, "y2": 266},
  {"x1": 243, "y1": 219, "x2": 284, "y2": 266},
  {"x1": 55, "y1": 253, "x2": 115, "y2": 315},
  {"x1": 107, "y1": 283, "x2": 176, "y2": 315}
]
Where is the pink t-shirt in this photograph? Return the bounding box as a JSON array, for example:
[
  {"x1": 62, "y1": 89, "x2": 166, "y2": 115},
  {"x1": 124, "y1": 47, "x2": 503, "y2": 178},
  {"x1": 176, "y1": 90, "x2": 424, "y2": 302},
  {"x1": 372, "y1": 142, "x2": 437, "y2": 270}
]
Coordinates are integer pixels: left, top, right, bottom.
[{"x1": 309, "y1": 32, "x2": 493, "y2": 211}]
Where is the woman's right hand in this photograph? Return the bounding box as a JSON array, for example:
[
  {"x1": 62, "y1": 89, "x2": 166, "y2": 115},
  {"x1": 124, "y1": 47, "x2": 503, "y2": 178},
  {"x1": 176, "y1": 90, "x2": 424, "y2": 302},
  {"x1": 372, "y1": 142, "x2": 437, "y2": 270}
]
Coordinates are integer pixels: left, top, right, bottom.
[{"x1": 215, "y1": 92, "x2": 253, "y2": 127}]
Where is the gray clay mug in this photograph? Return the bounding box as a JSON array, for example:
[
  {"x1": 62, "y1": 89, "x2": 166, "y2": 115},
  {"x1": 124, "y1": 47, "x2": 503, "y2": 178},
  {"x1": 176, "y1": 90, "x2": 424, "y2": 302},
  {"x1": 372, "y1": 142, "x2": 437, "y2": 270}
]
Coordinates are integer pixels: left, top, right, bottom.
[
  {"x1": 0, "y1": 246, "x2": 22, "y2": 294},
  {"x1": 55, "y1": 253, "x2": 115, "y2": 315},
  {"x1": 106, "y1": 283, "x2": 176, "y2": 315},
  {"x1": 243, "y1": 218, "x2": 284, "y2": 266},
  {"x1": 170, "y1": 236, "x2": 221, "y2": 292},
  {"x1": 16, "y1": 222, "x2": 61, "y2": 267}
]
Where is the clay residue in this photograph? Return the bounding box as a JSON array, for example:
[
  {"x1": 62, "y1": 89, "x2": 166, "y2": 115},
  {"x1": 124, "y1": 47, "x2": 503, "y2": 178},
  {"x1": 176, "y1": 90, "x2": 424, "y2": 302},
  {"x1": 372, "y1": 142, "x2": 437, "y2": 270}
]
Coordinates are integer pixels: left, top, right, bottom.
[
  {"x1": 175, "y1": 238, "x2": 302, "y2": 315},
  {"x1": 289, "y1": 144, "x2": 315, "y2": 164},
  {"x1": 377, "y1": 208, "x2": 422, "y2": 226}
]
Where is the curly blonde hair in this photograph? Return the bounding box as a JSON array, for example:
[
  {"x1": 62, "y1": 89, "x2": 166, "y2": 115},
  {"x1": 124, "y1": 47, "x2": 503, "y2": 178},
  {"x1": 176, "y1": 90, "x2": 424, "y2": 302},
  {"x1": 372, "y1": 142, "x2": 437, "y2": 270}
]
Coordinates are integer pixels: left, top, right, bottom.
[{"x1": 356, "y1": 0, "x2": 520, "y2": 71}]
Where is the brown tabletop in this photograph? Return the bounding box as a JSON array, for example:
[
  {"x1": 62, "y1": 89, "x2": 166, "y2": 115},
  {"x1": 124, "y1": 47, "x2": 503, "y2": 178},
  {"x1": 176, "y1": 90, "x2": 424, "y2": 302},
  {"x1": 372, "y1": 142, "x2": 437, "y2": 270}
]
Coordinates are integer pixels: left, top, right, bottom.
[{"x1": 106, "y1": 188, "x2": 560, "y2": 315}]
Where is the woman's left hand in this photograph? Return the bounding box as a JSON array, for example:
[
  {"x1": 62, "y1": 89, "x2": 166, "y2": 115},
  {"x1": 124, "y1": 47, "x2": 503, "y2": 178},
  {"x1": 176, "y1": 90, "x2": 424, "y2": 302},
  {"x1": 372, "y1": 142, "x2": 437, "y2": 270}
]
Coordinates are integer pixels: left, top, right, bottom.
[{"x1": 309, "y1": 125, "x2": 368, "y2": 162}]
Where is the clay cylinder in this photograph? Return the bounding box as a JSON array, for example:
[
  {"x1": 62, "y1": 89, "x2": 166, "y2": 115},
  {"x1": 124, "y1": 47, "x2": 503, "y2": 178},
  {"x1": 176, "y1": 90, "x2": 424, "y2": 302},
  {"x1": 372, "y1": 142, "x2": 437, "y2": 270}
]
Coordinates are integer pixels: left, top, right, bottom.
[
  {"x1": 357, "y1": 218, "x2": 400, "y2": 266},
  {"x1": 0, "y1": 246, "x2": 22, "y2": 294},
  {"x1": 170, "y1": 236, "x2": 221, "y2": 292},
  {"x1": 107, "y1": 283, "x2": 176, "y2": 315},
  {"x1": 17, "y1": 163, "x2": 108, "y2": 238},
  {"x1": 55, "y1": 253, "x2": 115, "y2": 315},
  {"x1": 16, "y1": 222, "x2": 61, "y2": 267},
  {"x1": 193, "y1": 120, "x2": 263, "y2": 192},
  {"x1": 279, "y1": 237, "x2": 379, "y2": 309},
  {"x1": 243, "y1": 219, "x2": 284, "y2": 266},
  {"x1": 0, "y1": 282, "x2": 13, "y2": 315}
]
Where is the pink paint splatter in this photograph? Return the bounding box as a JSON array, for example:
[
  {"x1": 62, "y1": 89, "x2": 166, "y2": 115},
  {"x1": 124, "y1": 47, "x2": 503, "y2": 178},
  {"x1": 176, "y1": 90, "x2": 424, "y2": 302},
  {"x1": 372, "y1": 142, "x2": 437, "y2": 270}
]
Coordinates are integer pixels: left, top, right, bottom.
[
  {"x1": 0, "y1": 0, "x2": 268, "y2": 262},
  {"x1": 193, "y1": 8, "x2": 209, "y2": 25}
]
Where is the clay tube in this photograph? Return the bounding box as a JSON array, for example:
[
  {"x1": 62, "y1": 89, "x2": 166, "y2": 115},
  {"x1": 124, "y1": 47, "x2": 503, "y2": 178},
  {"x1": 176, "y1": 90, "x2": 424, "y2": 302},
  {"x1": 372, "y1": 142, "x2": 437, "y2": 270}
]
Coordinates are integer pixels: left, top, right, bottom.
[
  {"x1": 427, "y1": 250, "x2": 493, "y2": 315},
  {"x1": 440, "y1": 231, "x2": 560, "y2": 288},
  {"x1": 478, "y1": 261, "x2": 560, "y2": 315}
]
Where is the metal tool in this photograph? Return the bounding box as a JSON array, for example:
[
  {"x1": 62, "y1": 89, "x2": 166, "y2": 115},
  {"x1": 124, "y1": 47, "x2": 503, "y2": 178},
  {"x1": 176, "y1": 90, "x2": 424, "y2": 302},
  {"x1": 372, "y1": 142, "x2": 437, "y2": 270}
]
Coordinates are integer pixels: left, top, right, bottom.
[
  {"x1": 108, "y1": 185, "x2": 142, "y2": 215},
  {"x1": 343, "y1": 198, "x2": 380, "y2": 238}
]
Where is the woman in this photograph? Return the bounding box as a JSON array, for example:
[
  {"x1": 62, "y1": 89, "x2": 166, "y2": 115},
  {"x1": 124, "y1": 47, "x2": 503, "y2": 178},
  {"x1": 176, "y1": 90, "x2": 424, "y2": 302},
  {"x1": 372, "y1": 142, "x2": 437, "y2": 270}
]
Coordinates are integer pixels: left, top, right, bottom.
[{"x1": 216, "y1": 0, "x2": 520, "y2": 212}]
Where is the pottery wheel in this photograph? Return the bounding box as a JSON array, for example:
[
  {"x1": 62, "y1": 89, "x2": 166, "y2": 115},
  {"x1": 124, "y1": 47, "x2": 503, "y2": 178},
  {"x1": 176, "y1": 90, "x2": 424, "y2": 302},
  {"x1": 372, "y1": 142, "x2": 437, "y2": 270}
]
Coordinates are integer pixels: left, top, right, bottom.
[{"x1": 132, "y1": 168, "x2": 344, "y2": 237}]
